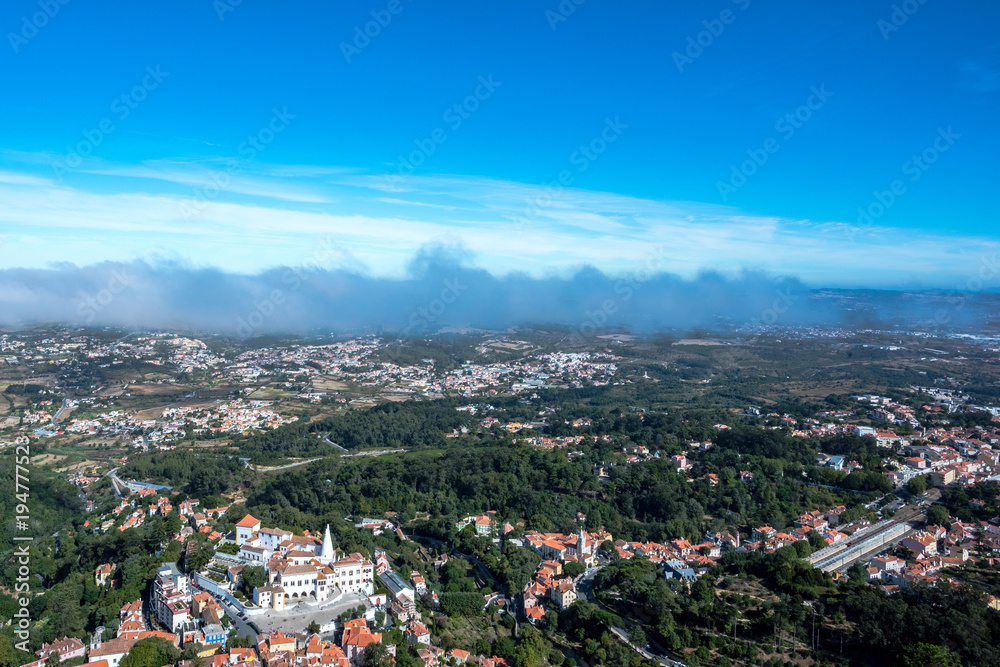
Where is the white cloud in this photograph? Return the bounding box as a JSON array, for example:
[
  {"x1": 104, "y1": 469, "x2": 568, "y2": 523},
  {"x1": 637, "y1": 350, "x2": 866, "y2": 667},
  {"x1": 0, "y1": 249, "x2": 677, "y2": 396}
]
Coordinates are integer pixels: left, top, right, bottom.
[{"x1": 0, "y1": 155, "x2": 992, "y2": 287}]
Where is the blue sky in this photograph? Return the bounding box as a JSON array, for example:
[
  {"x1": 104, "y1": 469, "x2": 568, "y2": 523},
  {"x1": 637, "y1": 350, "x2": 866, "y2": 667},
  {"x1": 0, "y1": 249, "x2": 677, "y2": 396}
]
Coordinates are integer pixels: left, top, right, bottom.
[{"x1": 1, "y1": 0, "x2": 998, "y2": 287}]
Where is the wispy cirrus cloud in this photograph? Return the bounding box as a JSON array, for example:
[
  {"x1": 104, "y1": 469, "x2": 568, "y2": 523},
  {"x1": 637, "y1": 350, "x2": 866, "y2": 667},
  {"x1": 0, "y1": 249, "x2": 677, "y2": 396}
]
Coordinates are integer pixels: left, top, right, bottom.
[
  {"x1": 81, "y1": 161, "x2": 338, "y2": 204},
  {"x1": 0, "y1": 152, "x2": 995, "y2": 288}
]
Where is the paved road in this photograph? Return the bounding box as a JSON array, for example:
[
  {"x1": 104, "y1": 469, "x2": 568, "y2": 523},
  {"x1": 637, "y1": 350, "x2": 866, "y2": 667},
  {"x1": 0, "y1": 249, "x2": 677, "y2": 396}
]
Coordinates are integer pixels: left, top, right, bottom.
[
  {"x1": 322, "y1": 435, "x2": 348, "y2": 453},
  {"x1": 219, "y1": 598, "x2": 258, "y2": 642},
  {"x1": 340, "y1": 449, "x2": 406, "y2": 458},
  {"x1": 51, "y1": 395, "x2": 73, "y2": 424},
  {"x1": 319, "y1": 434, "x2": 405, "y2": 459},
  {"x1": 608, "y1": 626, "x2": 686, "y2": 667},
  {"x1": 241, "y1": 457, "x2": 323, "y2": 471},
  {"x1": 106, "y1": 467, "x2": 126, "y2": 498},
  {"x1": 255, "y1": 592, "x2": 370, "y2": 635},
  {"x1": 206, "y1": 586, "x2": 369, "y2": 642},
  {"x1": 579, "y1": 566, "x2": 687, "y2": 667}
]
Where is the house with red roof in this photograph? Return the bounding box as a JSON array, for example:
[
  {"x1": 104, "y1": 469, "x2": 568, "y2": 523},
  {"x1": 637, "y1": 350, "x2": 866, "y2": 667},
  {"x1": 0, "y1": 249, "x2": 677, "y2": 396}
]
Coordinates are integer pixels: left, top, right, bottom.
[
  {"x1": 341, "y1": 619, "x2": 384, "y2": 667},
  {"x1": 235, "y1": 514, "x2": 262, "y2": 546}
]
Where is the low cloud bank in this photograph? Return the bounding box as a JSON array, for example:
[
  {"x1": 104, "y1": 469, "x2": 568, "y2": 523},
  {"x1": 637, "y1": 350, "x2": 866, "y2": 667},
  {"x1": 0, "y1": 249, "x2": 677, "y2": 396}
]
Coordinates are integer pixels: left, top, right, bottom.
[{"x1": 0, "y1": 247, "x2": 988, "y2": 336}]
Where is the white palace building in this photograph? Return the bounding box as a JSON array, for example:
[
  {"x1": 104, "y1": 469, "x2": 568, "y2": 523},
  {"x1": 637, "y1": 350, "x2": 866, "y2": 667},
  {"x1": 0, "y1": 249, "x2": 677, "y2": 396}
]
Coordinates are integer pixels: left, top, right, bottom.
[{"x1": 233, "y1": 514, "x2": 374, "y2": 611}]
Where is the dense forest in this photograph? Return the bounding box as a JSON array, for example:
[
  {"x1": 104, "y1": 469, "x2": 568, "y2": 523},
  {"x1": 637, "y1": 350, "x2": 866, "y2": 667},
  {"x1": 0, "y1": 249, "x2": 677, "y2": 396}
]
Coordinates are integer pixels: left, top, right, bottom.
[{"x1": 118, "y1": 395, "x2": 892, "y2": 544}]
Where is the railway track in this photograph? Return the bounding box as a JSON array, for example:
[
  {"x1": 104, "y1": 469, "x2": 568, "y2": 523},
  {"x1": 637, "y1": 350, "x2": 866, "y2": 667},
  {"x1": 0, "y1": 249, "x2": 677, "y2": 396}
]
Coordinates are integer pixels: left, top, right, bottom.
[{"x1": 807, "y1": 506, "x2": 926, "y2": 573}]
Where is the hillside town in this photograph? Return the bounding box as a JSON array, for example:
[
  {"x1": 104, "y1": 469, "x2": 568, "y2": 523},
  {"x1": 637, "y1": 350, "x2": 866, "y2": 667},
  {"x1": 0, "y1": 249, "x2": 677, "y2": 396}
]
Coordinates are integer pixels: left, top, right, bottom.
[{"x1": 9, "y1": 327, "x2": 1000, "y2": 667}]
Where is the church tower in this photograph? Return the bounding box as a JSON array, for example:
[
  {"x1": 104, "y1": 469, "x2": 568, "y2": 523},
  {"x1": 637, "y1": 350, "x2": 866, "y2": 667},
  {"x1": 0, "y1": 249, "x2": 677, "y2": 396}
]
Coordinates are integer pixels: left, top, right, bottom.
[{"x1": 321, "y1": 524, "x2": 335, "y2": 562}]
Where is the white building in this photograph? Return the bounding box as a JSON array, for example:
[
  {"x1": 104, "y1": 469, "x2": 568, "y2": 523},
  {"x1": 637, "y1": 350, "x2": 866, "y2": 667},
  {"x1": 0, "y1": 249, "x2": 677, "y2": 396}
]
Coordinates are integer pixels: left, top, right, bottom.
[
  {"x1": 151, "y1": 562, "x2": 191, "y2": 633},
  {"x1": 236, "y1": 518, "x2": 375, "y2": 610},
  {"x1": 235, "y1": 514, "x2": 261, "y2": 546}
]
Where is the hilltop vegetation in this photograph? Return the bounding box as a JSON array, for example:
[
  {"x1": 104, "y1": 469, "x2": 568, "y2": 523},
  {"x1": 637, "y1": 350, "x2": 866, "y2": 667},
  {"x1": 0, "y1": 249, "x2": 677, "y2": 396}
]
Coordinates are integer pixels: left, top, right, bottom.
[{"x1": 6, "y1": 327, "x2": 1000, "y2": 667}]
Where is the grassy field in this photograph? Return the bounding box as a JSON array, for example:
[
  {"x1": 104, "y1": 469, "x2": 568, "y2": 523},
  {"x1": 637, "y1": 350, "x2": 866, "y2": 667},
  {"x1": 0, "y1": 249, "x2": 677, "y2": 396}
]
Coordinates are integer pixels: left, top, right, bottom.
[
  {"x1": 248, "y1": 387, "x2": 293, "y2": 400},
  {"x1": 34, "y1": 440, "x2": 130, "y2": 473},
  {"x1": 311, "y1": 376, "x2": 350, "y2": 391}
]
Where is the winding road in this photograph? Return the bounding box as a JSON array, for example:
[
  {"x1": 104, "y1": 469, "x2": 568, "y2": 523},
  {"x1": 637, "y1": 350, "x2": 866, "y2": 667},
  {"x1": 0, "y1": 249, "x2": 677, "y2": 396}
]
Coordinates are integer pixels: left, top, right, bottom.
[
  {"x1": 322, "y1": 435, "x2": 348, "y2": 453},
  {"x1": 106, "y1": 467, "x2": 126, "y2": 498},
  {"x1": 578, "y1": 566, "x2": 688, "y2": 667},
  {"x1": 51, "y1": 394, "x2": 74, "y2": 424}
]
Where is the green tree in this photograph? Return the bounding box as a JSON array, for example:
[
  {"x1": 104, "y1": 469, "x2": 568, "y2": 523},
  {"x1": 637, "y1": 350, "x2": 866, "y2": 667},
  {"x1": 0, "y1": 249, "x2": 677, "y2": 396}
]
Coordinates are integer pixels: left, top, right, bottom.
[
  {"x1": 163, "y1": 511, "x2": 182, "y2": 536},
  {"x1": 847, "y1": 561, "x2": 868, "y2": 582},
  {"x1": 440, "y1": 592, "x2": 483, "y2": 616},
  {"x1": 926, "y1": 505, "x2": 949, "y2": 526},
  {"x1": 806, "y1": 530, "x2": 826, "y2": 550},
  {"x1": 239, "y1": 566, "x2": 268, "y2": 596},
  {"x1": 185, "y1": 540, "x2": 215, "y2": 574},
  {"x1": 493, "y1": 637, "x2": 515, "y2": 658},
  {"x1": 792, "y1": 539, "x2": 812, "y2": 559},
  {"x1": 0, "y1": 635, "x2": 26, "y2": 667},
  {"x1": 529, "y1": 514, "x2": 553, "y2": 532},
  {"x1": 363, "y1": 642, "x2": 394, "y2": 667},
  {"x1": 513, "y1": 626, "x2": 547, "y2": 667},
  {"x1": 901, "y1": 643, "x2": 961, "y2": 667},
  {"x1": 217, "y1": 543, "x2": 240, "y2": 556},
  {"x1": 180, "y1": 644, "x2": 205, "y2": 662},
  {"x1": 907, "y1": 475, "x2": 928, "y2": 496},
  {"x1": 119, "y1": 638, "x2": 181, "y2": 667},
  {"x1": 46, "y1": 581, "x2": 86, "y2": 639}
]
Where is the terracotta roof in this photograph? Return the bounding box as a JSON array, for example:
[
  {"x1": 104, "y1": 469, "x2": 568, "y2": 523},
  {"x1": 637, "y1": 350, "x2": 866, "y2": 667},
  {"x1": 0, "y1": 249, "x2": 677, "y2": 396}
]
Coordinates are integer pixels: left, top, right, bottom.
[
  {"x1": 89, "y1": 637, "x2": 139, "y2": 658},
  {"x1": 286, "y1": 549, "x2": 317, "y2": 558}
]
